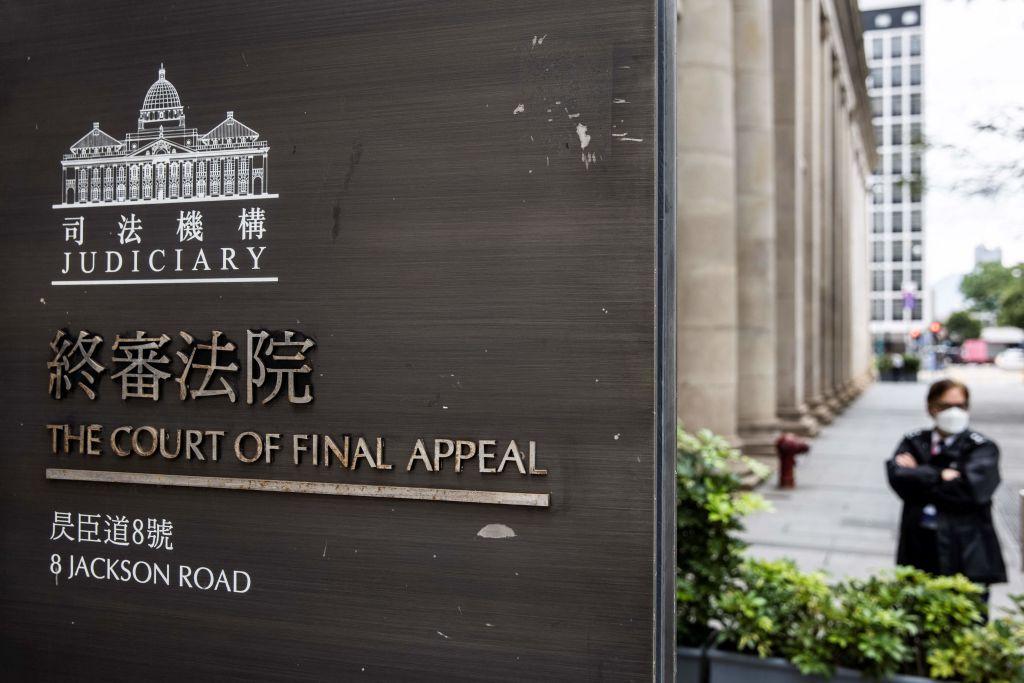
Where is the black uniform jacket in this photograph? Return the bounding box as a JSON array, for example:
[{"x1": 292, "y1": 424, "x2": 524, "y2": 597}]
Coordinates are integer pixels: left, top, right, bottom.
[{"x1": 885, "y1": 428, "x2": 1007, "y2": 584}]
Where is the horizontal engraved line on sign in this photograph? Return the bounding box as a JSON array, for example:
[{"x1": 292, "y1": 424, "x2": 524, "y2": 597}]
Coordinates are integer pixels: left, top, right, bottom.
[
  {"x1": 50, "y1": 276, "x2": 279, "y2": 286},
  {"x1": 52, "y1": 194, "x2": 280, "y2": 210},
  {"x1": 45, "y1": 469, "x2": 550, "y2": 507}
]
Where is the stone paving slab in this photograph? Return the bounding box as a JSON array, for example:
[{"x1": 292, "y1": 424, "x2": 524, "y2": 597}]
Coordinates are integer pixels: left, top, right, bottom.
[{"x1": 741, "y1": 368, "x2": 1024, "y2": 612}]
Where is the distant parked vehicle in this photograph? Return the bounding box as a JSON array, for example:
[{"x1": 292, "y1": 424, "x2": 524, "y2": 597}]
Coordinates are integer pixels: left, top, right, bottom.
[
  {"x1": 980, "y1": 326, "x2": 1024, "y2": 359},
  {"x1": 960, "y1": 339, "x2": 990, "y2": 364},
  {"x1": 994, "y1": 348, "x2": 1024, "y2": 371},
  {"x1": 938, "y1": 343, "x2": 961, "y2": 366}
]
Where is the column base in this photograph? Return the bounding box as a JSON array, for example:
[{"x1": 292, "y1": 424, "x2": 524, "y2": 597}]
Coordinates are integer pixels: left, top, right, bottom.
[
  {"x1": 840, "y1": 379, "x2": 862, "y2": 404},
  {"x1": 776, "y1": 404, "x2": 820, "y2": 437},
  {"x1": 831, "y1": 382, "x2": 852, "y2": 408},
  {"x1": 857, "y1": 369, "x2": 876, "y2": 391},
  {"x1": 809, "y1": 395, "x2": 835, "y2": 425},
  {"x1": 738, "y1": 422, "x2": 779, "y2": 457},
  {"x1": 702, "y1": 432, "x2": 743, "y2": 450}
]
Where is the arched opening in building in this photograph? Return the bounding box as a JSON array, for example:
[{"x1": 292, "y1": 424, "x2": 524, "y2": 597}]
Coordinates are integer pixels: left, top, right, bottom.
[
  {"x1": 66, "y1": 187, "x2": 75, "y2": 204},
  {"x1": 253, "y1": 176, "x2": 262, "y2": 195}
]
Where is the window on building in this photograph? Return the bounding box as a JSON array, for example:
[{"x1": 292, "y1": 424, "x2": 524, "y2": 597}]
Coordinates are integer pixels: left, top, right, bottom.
[
  {"x1": 911, "y1": 123, "x2": 923, "y2": 144},
  {"x1": 891, "y1": 35, "x2": 903, "y2": 58},
  {"x1": 891, "y1": 298, "x2": 905, "y2": 321},
  {"x1": 891, "y1": 64, "x2": 903, "y2": 87},
  {"x1": 911, "y1": 210, "x2": 922, "y2": 232},
  {"x1": 910, "y1": 180, "x2": 922, "y2": 203},
  {"x1": 911, "y1": 269, "x2": 923, "y2": 290},
  {"x1": 910, "y1": 34, "x2": 921, "y2": 56},
  {"x1": 911, "y1": 240, "x2": 923, "y2": 261},
  {"x1": 873, "y1": 184, "x2": 884, "y2": 205},
  {"x1": 872, "y1": 270, "x2": 885, "y2": 292},
  {"x1": 892, "y1": 181, "x2": 904, "y2": 204},
  {"x1": 911, "y1": 153, "x2": 922, "y2": 174},
  {"x1": 871, "y1": 96, "x2": 883, "y2": 117},
  {"x1": 874, "y1": 124, "x2": 885, "y2": 146},
  {"x1": 891, "y1": 94, "x2": 903, "y2": 116},
  {"x1": 911, "y1": 298, "x2": 923, "y2": 321},
  {"x1": 872, "y1": 37, "x2": 884, "y2": 60},
  {"x1": 892, "y1": 269, "x2": 904, "y2": 292},
  {"x1": 892, "y1": 153, "x2": 903, "y2": 175},
  {"x1": 892, "y1": 239, "x2": 904, "y2": 262},
  {"x1": 872, "y1": 240, "x2": 885, "y2": 262},
  {"x1": 871, "y1": 299, "x2": 885, "y2": 321},
  {"x1": 892, "y1": 125, "x2": 903, "y2": 145},
  {"x1": 892, "y1": 211, "x2": 904, "y2": 233},
  {"x1": 910, "y1": 64, "x2": 922, "y2": 86},
  {"x1": 910, "y1": 93, "x2": 921, "y2": 116},
  {"x1": 869, "y1": 68, "x2": 883, "y2": 89},
  {"x1": 873, "y1": 212, "x2": 885, "y2": 233}
]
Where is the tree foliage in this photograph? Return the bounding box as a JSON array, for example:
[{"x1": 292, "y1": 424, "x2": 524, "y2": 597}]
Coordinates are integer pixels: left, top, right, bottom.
[
  {"x1": 960, "y1": 262, "x2": 1015, "y2": 313},
  {"x1": 946, "y1": 106, "x2": 1024, "y2": 198},
  {"x1": 945, "y1": 310, "x2": 982, "y2": 342},
  {"x1": 996, "y1": 276, "x2": 1024, "y2": 328}
]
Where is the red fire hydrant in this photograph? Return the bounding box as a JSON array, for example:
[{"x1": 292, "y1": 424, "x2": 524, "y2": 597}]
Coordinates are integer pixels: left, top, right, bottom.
[{"x1": 775, "y1": 432, "x2": 810, "y2": 489}]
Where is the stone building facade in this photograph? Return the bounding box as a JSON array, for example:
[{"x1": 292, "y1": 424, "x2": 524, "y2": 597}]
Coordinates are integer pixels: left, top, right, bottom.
[{"x1": 676, "y1": 0, "x2": 876, "y2": 452}]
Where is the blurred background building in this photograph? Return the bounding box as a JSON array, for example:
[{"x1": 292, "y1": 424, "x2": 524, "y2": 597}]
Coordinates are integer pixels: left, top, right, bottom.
[
  {"x1": 930, "y1": 244, "x2": 1001, "y2": 322},
  {"x1": 861, "y1": 3, "x2": 927, "y2": 351},
  {"x1": 675, "y1": 0, "x2": 876, "y2": 450}
]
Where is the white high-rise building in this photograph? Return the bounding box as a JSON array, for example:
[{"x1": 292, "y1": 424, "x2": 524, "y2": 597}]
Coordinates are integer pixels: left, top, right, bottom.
[{"x1": 861, "y1": 3, "x2": 926, "y2": 349}]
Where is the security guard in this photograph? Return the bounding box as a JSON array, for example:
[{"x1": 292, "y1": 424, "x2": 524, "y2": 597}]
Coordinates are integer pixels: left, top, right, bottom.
[{"x1": 886, "y1": 379, "x2": 1007, "y2": 600}]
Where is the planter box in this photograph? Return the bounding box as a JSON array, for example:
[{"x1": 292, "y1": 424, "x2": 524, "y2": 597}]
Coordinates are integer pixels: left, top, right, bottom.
[
  {"x1": 676, "y1": 646, "x2": 706, "y2": 683},
  {"x1": 707, "y1": 648, "x2": 935, "y2": 683},
  {"x1": 878, "y1": 369, "x2": 919, "y2": 383}
]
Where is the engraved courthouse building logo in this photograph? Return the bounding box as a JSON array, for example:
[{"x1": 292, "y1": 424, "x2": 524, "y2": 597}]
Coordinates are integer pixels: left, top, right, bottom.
[{"x1": 54, "y1": 65, "x2": 277, "y2": 208}]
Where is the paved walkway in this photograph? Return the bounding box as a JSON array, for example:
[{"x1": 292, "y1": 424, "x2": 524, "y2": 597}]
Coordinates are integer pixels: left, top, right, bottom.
[{"x1": 742, "y1": 367, "x2": 1024, "y2": 612}]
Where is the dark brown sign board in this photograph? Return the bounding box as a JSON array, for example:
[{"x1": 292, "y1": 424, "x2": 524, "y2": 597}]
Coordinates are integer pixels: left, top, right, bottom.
[{"x1": 0, "y1": 1, "x2": 675, "y2": 678}]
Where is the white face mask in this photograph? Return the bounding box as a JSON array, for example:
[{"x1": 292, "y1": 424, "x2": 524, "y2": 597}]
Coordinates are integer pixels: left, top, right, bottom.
[{"x1": 934, "y1": 407, "x2": 969, "y2": 435}]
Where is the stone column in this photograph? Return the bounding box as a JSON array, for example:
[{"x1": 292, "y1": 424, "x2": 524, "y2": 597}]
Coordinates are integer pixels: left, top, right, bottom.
[
  {"x1": 833, "y1": 91, "x2": 850, "y2": 404},
  {"x1": 851, "y1": 141, "x2": 872, "y2": 389},
  {"x1": 837, "y1": 89, "x2": 854, "y2": 404},
  {"x1": 803, "y1": 0, "x2": 828, "y2": 424},
  {"x1": 820, "y1": 51, "x2": 838, "y2": 415},
  {"x1": 676, "y1": 0, "x2": 740, "y2": 443},
  {"x1": 735, "y1": 0, "x2": 779, "y2": 454},
  {"x1": 771, "y1": 0, "x2": 817, "y2": 436}
]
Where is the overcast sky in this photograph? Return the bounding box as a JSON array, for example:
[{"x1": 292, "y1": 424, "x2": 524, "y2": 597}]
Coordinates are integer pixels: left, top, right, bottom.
[{"x1": 919, "y1": 0, "x2": 1024, "y2": 283}]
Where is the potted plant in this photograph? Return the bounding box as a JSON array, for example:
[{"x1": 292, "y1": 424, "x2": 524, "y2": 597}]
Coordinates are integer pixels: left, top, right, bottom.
[
  {"x1": 708, "y1": 561, "x2": 948, "y2": 682},
  {"x1": 704, "y1": 574, "x2": 1024, "y2": 682},
  {"x1": 876, "y1": 353, "x2": 896, "y2": 382},
  {"x1": 900, "y1": 354, "x2": 921, "y2": 382},
  {"x1": 928, "y1": 595, "x2": 1024, "y2": 682}
]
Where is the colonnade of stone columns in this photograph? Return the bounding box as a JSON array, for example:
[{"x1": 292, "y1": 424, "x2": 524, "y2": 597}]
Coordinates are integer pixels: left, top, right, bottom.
[{"x1": 676, "y1": 0, "x2": 875, "y2": 452}]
